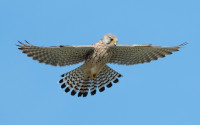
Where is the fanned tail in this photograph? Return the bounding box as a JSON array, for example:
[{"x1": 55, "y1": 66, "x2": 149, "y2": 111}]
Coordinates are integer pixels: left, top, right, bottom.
[
  {"x1": 58, "y1": 65, "x2": 122, "y2": 97},
  {"x1": 58, "y1": 66, "x2": 84, "y2": 96},
  {"x1": 90, "y1": 65, "x2": 122, "y2": 96}
]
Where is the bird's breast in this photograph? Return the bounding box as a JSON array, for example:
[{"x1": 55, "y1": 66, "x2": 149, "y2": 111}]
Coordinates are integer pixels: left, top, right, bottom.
[{"x1": 84, "y1": 45, "x2": 112, "y2": 75}]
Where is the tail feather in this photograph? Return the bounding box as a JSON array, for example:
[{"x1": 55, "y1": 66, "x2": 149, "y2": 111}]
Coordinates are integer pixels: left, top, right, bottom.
[
  {"x1": 59, "y1": 66, "x2": 84, "y2": 96},
  {"x1": 91, "y1": 65, "x2": 122, "y2": 95},
  {"x1": 90, "y1": 78, "x2": 98, "y2": 95},
  {"x1": 78, "y1": 80, "x2": 90, "y2": 97},
  {"x1": 58, "y1": 65, "x2": 122, "y2": 97}
]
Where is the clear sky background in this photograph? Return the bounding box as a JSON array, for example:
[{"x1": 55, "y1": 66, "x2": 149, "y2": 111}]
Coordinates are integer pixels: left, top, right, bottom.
[{"x1": 0, "y1": 0, "x2": 199, "y2": 125}]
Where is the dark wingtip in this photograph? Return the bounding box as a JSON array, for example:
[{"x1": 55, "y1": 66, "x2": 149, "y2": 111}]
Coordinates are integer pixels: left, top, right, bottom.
[
  {"x1": 27, "y1": 54, "x2": 33, "y2": 57},
  {"x1": 162, "y1": 55, "x2": 166, "y2": 57},
  {"x1": 17, "y1": 41, "x2": 23, "y2": 49},
  {"x1": 16, "y1": 44, "x2": 22, "y2": 47},
  {"x1": 61, "y1": 74, "x2": 65, "y2": 77},
  {"x1": 25, "y1": 40, "x2": 30, "y2": 44},
  {"x1": 17, "y1": 40, "x2": 33, "y2": 47},
  {"x1": 179, "y1": 42, "x2": 188, "y2": 47},
  {"x1": 17, "y1": 40, "x2": 32, "y2": 50},
  {"x1": 18, "y1": 47, "x2": 23, "y2": 50},
  {"x1": 18, "y1": 41, "x2": 24, "y2": 45},
  {"x1": 22, "y1": 50, "x2": 29, "y2": 54}
]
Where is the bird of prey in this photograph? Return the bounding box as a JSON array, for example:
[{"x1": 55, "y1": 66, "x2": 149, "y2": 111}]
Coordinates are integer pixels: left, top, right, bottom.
[{"x1": 17, "y1": 33, "x2": 187, "y2": 97}]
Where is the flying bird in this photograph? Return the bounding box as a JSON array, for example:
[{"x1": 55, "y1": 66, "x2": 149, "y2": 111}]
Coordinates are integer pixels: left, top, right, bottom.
[{"x1": 17, "y1": 33, "x2": 187, "y2": 97}]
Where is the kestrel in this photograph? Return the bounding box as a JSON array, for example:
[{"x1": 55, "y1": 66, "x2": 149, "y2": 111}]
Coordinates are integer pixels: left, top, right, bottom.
[{"x1": 17, "y1": 33, "x2": 187, "y2": 97}]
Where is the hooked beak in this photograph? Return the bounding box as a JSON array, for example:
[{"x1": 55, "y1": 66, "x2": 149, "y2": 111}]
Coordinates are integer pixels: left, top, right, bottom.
[{"x1": 112, "y1": 40, "x2": 117, "y2": 46}]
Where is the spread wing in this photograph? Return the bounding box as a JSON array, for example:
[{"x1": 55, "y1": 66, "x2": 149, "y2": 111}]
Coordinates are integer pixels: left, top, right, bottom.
[
  {"x1": 17, "y1": 41, "x2": 94, "y2": 66},
  {"x1": 109, "y1": 42, "x2": 187, "y2": 65}
]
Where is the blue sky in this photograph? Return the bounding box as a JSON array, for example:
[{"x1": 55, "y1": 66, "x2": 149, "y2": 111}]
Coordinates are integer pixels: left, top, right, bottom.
[{"x1": 0, "y1": 0, "x2": 199, "y2": 125}]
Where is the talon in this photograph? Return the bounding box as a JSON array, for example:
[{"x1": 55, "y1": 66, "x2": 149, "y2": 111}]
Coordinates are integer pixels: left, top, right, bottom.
[
  {"x1": 91, "y1": 74, "x2": 96, "y2": 79},
  {"x1": 91, "y1": 74, "x2": 93, "y2": 79}
]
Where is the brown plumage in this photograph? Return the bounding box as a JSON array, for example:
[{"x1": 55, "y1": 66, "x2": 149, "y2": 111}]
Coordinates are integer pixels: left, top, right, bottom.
[{"x1": 17, "y1": 33, "x2": 187, "y2": 97}]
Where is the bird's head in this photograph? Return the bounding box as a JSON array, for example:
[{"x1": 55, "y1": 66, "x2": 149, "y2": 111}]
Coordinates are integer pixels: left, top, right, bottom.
[{"x1": 102, "y1": 33, "x2": 118, "y2": 47}]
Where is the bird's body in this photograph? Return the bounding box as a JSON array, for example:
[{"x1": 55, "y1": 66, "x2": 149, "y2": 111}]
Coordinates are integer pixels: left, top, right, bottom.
[
  {"x1": 84, "y1": 40, "x2": 112, "y2": 79},
  {"x1": 17, "y1": 33, "x2": 187, "y2": 97}
]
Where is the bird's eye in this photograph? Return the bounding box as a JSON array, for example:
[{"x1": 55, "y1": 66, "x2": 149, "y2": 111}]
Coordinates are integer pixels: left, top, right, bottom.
[{"x1": 110, "y1": 38, "x2": 113, "y2": 41}]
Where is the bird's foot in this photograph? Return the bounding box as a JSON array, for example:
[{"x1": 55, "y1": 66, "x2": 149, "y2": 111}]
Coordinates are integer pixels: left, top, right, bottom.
[{"x1": 91, "y1": 74, "x2": 96, "y2": 79}]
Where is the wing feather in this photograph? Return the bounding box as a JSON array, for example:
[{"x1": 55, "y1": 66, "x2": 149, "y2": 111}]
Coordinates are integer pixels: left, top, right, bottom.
[
  {"x1": 17, "y1": 41, "x2": 94, "y2": 66},
  {"x1": 109, "y1": 42, "x2": 187, "y2": 65}
]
